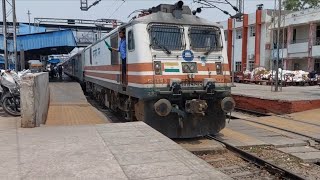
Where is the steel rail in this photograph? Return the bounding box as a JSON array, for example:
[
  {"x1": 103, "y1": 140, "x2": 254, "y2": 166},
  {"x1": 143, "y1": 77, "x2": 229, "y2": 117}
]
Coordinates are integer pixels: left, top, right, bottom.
[
  {"x1": 233, "y1": 108, "x2": 320, "y2": 142},
  {"x1": 207, "y1": 135, "x2": 306, "y2": 180}
]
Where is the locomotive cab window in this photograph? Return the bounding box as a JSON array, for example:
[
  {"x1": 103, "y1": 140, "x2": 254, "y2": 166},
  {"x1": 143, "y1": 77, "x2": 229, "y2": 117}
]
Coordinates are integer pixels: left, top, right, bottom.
[
  {"x1": 128, "y1": 30, "x2": 135, "y2": 51},
  {"x1": 189, "y1": 26, "x2": 222, "y2": 52},
  {"x1": 149, "y1": 24, "x2": 184, "y2": 52}
]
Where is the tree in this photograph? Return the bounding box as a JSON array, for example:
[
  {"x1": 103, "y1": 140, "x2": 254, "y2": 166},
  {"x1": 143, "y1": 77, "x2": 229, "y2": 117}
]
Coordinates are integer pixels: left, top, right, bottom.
[{"x1": 283, "y1": 0, "x2": 320, "y2": 11}]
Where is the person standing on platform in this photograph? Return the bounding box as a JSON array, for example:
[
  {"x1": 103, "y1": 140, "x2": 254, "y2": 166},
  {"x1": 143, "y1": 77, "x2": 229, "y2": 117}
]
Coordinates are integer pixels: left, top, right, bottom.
[{"x1": 58, "y1": 65, "x2": 63, "y2": 79}]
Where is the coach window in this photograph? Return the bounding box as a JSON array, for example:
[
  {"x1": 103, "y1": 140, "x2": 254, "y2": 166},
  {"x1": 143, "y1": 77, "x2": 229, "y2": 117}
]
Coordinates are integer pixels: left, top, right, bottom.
[{"x1": 128, "y1": 30, "x2": 135, "y2": 51}]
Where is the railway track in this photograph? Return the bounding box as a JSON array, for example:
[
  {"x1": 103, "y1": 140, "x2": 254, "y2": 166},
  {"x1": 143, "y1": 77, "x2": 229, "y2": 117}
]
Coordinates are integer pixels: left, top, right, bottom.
[
  {"x1": 230, "y1": 108, "x2": 320, "y2": 143},
  {"x1": 203, "y1": 135, "x2": 306, "y2": 180},
  {"x1": 234, "y1": 107, "x2": 320, "y2": 127},
  {"x1": 234, "y1": 107, "x2": 272, "y2": 117}
]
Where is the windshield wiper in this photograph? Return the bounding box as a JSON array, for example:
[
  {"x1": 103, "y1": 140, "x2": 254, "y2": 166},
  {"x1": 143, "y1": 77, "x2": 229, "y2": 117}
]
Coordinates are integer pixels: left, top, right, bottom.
[
  {"x1": 153, "y1": 37, "x2": 171, "y2": 55},
  {"x1": 205, "y1": 47, "x2": 215, "y2": 55}
]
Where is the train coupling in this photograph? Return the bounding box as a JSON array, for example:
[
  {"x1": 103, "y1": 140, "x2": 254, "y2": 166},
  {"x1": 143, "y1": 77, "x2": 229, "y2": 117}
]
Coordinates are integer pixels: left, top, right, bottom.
[
  {"x1": 154, "y1": 99, "x2": 186, "y2": 118},
  {"x1": 185, "y1": 99, "x2": 208, "y2": 116}
]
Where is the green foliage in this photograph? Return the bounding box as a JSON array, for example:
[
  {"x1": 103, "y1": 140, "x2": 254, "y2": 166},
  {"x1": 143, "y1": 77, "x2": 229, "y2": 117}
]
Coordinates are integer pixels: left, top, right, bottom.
[{"x1": 283, "y1": 0, "x2": 320, "y2": 10}]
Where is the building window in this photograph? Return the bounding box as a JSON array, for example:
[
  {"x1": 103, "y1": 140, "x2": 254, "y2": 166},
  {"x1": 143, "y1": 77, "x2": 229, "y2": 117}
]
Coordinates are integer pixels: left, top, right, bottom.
[
  {"x1": 273, "y1": 29, "x2": 288, "y2": 48},
  {"x1": 235, "y1": 62, "x2": 242, "y2": 72},
  {"x1": 224, "y1": 30, "x2": 228, "y2": 41},
  {"x1": 236, "y1": 28, "x2": 242, "y2": 39},
  {"x1": 316, "y1": 26, "x2": 320, "y2": 45},
  {"x1": 249, "y1": 26, "x2": 255, "y2": 37},
  {"x1": 292, "y1": 28, "x2": 297, "y2": 43},
  {"x1": 294, "y1": 63, "x2": 300, "y2": 70},
  {"x1": 128, "y1": 30, "x2": 135, "y2": 51},
  {"x1": 314, "y1": 59, "x2": 320, "y2": 73},
  {"x1": 249, "y1": 60, "x2": 254, "y2": 71}
]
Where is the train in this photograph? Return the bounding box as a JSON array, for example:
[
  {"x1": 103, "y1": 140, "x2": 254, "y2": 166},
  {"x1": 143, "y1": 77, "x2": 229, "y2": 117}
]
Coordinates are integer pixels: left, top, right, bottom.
[{"x1": 63, "y1": 1, "x2": 235, "y2": 138}]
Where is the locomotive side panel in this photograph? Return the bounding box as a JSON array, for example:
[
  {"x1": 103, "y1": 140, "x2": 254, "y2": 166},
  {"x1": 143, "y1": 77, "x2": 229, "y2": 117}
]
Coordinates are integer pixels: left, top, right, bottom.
[{"x1": 83, "y1": 31, "x2": 124, "y2": 92}]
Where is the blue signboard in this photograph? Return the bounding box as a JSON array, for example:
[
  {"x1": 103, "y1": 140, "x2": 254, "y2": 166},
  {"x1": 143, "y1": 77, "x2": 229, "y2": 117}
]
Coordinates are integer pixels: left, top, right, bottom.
[{"x1": 182, "y1": 50, "x2": 194, "y2": 62}]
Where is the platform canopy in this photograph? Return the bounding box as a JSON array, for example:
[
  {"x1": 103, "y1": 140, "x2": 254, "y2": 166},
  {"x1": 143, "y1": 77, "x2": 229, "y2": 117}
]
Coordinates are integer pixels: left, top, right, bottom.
[{"x1": 0, "y1": 29, "x2": 77, "y2": 55}]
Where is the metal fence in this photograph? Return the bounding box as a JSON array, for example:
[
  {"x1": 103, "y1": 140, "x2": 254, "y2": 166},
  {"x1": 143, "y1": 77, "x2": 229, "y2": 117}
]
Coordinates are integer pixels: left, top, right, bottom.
[{"x1": 315, "y1": 37, "x2": 320, "y2": 45}]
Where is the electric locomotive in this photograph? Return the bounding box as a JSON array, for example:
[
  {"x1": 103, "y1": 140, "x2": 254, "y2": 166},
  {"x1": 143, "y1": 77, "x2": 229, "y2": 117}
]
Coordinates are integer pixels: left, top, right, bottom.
[{"x1": 64, "y1": 1, "x2": 235, "y2": 138}]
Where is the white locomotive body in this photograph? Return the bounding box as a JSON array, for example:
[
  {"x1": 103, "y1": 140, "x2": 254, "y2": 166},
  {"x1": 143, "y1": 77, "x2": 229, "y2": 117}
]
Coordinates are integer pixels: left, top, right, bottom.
[{"x1": 64, "y1": 1, "x2": 235, "y2": 138}]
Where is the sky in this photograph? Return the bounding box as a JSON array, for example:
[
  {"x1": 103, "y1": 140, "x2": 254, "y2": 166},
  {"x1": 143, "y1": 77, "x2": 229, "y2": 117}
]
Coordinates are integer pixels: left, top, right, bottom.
[{"x1": 4, "y1": 0, "x2": 277, "y2": 24}]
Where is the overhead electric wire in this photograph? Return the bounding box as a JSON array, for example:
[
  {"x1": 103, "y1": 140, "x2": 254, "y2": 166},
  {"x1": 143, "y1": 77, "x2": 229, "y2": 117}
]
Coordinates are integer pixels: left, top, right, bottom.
[
  {"x1": 107, "y1": 0, "x2": 126, "y2": 19},
  {"x1": 104, "y1": 0, "x2": 119, "y2": 16},
  {"x1": 196, "y1": 0, "x2": 232, "y2": 16}
]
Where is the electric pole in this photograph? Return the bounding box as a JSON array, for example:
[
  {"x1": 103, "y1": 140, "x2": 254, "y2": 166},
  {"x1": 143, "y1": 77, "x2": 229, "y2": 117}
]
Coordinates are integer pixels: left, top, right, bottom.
[
  {"x1": 275, "y1": 0, "x2": 282, "y2": 91},
  {"x1": 236, "y1": 0, "x2": 243, "y2": 15},
  {"x1": 27, "y1": 10, "x2": 31, "y2": 33},
  {"x1": 13, "y1": 0, "x2": 18, "y2": 71},
  {"x1": 2, "y1": 0, "x2": 8, "y2": 69}
]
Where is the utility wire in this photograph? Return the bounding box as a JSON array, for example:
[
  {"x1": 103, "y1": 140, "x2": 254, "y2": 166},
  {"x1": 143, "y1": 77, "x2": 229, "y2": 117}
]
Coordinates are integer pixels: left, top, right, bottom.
[
  {"x1": 107, "y1": 0, "x2": 126, "y2": 19},
  {"x1": 104, "y1": 0, "x2": 119, "y2": 16}
]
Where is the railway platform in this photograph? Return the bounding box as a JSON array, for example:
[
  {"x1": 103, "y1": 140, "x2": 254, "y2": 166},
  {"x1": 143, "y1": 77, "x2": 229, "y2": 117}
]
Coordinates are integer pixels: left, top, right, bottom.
[
  {"x1": 0, "y1": 82, "x2": 232, "y2": 180},
  {"x1": 232, "y1": 83, "x2": 320, "y2": 114},
  {"x1": 46, "y1": 82, "x2": 110, "y2": 126}
]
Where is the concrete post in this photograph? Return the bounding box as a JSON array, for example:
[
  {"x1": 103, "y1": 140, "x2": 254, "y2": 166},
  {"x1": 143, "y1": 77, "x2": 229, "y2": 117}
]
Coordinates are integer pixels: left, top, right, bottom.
[
  {"x1": 20, "y1": 50, "x2": 25, "y2": 70},
  {"x1": 308, "y1": 22, "x2": 316, "y2": 71},
  {"x1": 21, "y1": 73, "x2": 50, "y2": 128}
]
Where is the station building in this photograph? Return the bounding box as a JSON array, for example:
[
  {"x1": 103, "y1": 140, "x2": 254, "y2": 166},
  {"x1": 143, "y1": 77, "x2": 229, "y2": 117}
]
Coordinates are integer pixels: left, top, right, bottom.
[{"x1": 217, "y1": 7, "x2": 320, "y2": 73}]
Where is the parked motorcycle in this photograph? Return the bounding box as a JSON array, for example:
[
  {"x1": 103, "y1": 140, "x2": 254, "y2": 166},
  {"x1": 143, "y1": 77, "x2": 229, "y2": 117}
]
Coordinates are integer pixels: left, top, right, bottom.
[{"x1": 0, "y1": 70, "x2": 25, "y2": 116}]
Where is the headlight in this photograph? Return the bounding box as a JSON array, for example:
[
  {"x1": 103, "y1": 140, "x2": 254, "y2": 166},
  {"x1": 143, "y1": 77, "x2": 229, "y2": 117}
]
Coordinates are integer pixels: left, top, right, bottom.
[
  {"x1": 154, "y1": 61, "x2": 162, "y2": 75},
  {"x1": 216, "y1": 62, "x2": 223, "y2": 75}
]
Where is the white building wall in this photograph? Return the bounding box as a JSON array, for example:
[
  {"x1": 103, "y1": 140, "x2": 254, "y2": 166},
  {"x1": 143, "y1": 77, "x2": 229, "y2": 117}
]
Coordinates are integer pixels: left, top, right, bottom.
[
  {"x1": 312, "y1": 46, "x2": 320, "y2": 57},
  {"x1": 285, "y1": 7, "x2": 320, "y2": 26},
  {"x1": 234, "y1": 38, "x2": 242, "y2": 64},
  {"x1": 260, "y1": 23, "x2": 267, "y2": 68},
  {"x1": 247, "y1": 37, "x2": 255, "y2": 56},
  {"x1": 217, "y1": 9, "x2": 274, "y2": 71}
]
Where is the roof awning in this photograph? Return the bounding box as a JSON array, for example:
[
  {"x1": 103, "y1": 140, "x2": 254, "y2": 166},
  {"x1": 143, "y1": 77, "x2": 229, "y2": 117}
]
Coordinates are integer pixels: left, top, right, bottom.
[{"x1": 0, "y1": 29, "x2": 77, "y2": 53}]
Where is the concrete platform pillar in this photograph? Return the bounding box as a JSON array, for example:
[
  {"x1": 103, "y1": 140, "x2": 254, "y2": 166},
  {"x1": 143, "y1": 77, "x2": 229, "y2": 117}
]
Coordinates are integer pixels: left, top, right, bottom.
[
  {"x1": 308, "y1": 22, "x2": 316, "y2": 71},
  {"x1": 21, "y1": 73, "x2": 50, "y2": 128}
]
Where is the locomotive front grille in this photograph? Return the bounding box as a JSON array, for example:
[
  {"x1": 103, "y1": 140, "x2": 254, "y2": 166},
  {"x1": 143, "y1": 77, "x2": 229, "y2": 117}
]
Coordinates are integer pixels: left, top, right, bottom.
[{"x1": 180, "y1": 80, "x2": 203, "y2": 87}]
